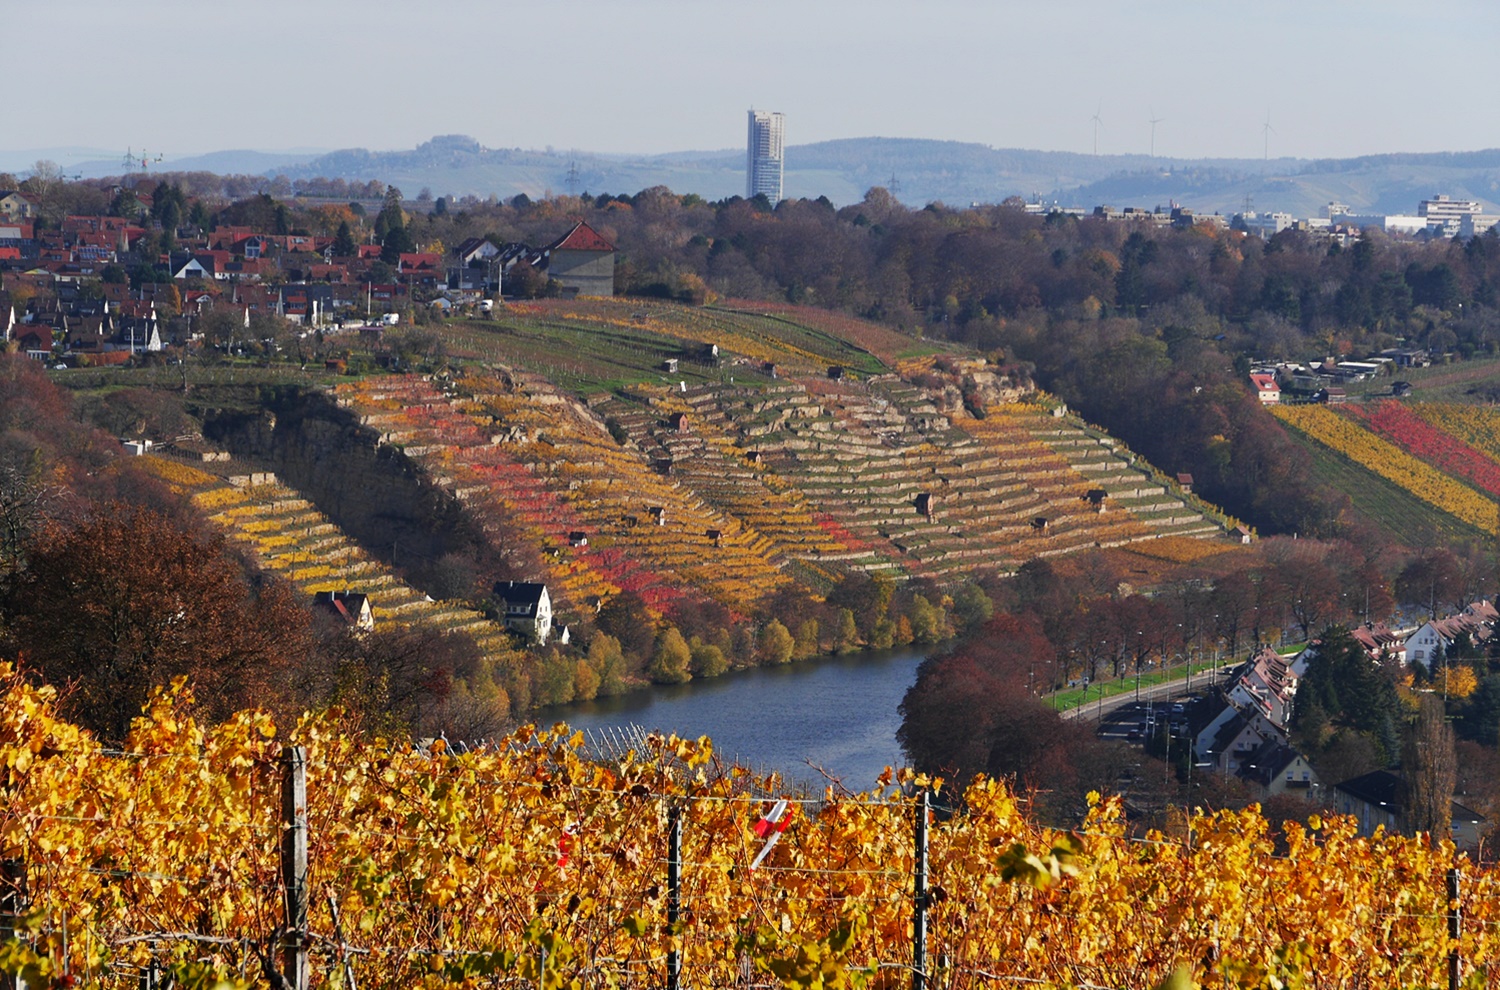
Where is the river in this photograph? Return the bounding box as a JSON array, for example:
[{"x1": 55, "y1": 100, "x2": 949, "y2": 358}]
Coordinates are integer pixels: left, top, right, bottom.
[{"x1": 541, "y1": 647, "x2": 929, "y2": 794}]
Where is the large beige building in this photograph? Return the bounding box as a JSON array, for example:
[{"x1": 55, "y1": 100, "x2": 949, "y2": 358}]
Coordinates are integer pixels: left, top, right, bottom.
[{"x1": 545, "y1": 222, "x2": 615, "y2": 298}]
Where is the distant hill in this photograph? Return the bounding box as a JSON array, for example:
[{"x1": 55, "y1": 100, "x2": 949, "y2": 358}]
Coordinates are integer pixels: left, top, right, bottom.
[
  {"x1": 19, "y1": 132, "x2": 1499, "y2": 217},
  {"x1": 265, "y1": 135, "x2": 1500, "y2": 217}
]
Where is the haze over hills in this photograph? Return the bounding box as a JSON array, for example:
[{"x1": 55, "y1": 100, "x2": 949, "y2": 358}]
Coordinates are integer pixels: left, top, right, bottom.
[
  {"x1": 272, "y1": 136, "x2": 1500, "y2": 216},
  {"x1": 9, "y1": 135, "x2": 1500, "y2": 217}
]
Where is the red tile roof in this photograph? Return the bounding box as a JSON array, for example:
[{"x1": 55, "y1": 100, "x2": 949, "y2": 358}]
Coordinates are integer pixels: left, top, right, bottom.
[{"x1": 549, "y1": 221, "x2": 614, "y2": 253}]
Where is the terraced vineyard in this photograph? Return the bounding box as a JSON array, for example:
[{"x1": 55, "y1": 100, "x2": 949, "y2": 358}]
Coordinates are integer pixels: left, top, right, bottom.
[
  {"x1": 331, "y1": 359, "x2": 1234, "y2": 613},
  {"x1": 1412, "y1": 402, "x2": 1500, "y2": 463},
  {"x1": 138, "y1": 454, "x2": 524, "y2": 666},
  {"x1": 127, "y1": 300, "x2": 1239, "y2": 652},
  {"x1": 335, "y1": 373, "x2": 801, "y2": 619}
]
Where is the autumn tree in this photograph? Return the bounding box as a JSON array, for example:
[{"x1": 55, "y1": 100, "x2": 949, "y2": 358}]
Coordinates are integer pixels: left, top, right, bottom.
[
  {"x1": 756, "y1": 619, "x2": 794, "y2": 665},
  {"x1": 647, "y1": 626, "x2": 692, "y2": 684},
  {"x1": 323, "y1": 623, "x2": 503, "y2": 738},
  {"x1": 688, "y1": 636, "x2": 728, "y2": 677},
  {"x1": 585, "y1": 632, "x2": 628, "y2": 696},
  {"x1": 1396, "y1": 547, "x2": 1465, "y2": 619},
  {"x1": 0, "y1": 435, "x2": 65, "y2": 577},
  {"x1": 11, "y1": 504, "x2": 315, "y2": 741}
]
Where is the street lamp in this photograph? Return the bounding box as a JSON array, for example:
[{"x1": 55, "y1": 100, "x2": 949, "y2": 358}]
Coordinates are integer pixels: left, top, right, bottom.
[{"x1": 1135, "y1": 630, "x2": 1144, "y2": 701}]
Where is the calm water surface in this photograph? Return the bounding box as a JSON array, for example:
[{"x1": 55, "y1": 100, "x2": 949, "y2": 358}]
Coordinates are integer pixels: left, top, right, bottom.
[{"x1": 543, "y1": 648, "x2": 928, "y2": 793}]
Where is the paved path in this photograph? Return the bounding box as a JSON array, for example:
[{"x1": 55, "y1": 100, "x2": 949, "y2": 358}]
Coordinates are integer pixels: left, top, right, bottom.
[{"x1": 1056, "y1": 666, "x2": 1233, "y2": 722}]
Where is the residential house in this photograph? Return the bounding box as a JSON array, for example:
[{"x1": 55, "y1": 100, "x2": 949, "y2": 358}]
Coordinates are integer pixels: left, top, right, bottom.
[
  {"x1": 15, "y1": 326, "x2": 51, "y2": 360},
  {"x1": 1403, "y1": 601, "x2": 1496, "y2": 667},
  {"x1": 453, "y1": 236, "x2": 504, "y2": 266},
  {"x1": 1234, "y1": 741, "x2": 1319, "y2": 798},
  {"x1": 1198, "y1": 706, "x2": 1285, "y2": 771},
  {"x1": 495, "y1": 580, "x2": 553, "y2": 643},
  {"x1": 1351, "y1": 621, "x2": 1403, "y2": 662},
  {"x1": 313, "y1": 590, "x2": 375, "y2": 633},
  {"x1": 1332, "y1": 770, "x2": 1488, "y2": 851},
  {"x1": 1249, "y1": 372, "x2": 1281, "y2": 404},
  {"x1": 1224, "y1": 646, "x2": 1307, "y2": 730},
  {"x1": 398, "y1": 253, "x2": 444, "y2": 288},
  {"x1": 0, "y1": 191, "x2": 37, "y2": 221}
]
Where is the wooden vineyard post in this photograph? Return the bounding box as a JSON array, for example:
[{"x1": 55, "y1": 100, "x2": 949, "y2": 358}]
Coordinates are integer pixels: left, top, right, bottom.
[
  {"x1": 281, "y1": 746, "x2": 309, "y2": 990},
  {"x1": 1, "y1": 859, "x2": 26, "y2": 990}
]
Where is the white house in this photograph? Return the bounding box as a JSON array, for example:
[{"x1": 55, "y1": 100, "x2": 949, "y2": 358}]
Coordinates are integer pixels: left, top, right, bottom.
[
  {"x1": 314, "y1": 590, "x2": 375, "y2": 634},
  {"x1": 1249, "y1": 372, "x2": 1280, "y2": 404},
  {"x1": 495, "y1": 581, "x2": 553, "y2": 644},
  {"x1": 1403, "y1": 601, "x2": 1496, "y2": 667}
]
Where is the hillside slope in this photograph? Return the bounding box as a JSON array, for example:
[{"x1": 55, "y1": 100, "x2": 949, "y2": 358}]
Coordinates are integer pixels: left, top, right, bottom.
[{"x1": 325, "y1": 301, "x2": 1236, "y2": 626}]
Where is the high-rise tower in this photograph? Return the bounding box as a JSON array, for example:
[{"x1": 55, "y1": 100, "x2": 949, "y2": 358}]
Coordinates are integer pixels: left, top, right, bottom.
[{"x1": 746, "y1": 110, "x2": 785, "y2": 203}]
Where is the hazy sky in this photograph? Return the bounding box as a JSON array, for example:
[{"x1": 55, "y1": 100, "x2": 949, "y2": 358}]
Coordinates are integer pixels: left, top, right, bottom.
[{"x1": 9, "y1": 0, "x2": 1500, "y2": 162}]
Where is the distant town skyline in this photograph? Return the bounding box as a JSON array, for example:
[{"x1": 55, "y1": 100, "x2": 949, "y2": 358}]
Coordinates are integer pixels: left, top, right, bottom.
[{"x1": 6, "y1": 0, "x2": 1500, "y2": 164}]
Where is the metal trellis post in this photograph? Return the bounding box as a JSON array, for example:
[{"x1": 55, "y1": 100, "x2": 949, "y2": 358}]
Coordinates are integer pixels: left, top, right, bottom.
[
  {"x1": 1448, "y1": 866, "x2": 1461, "y2": 990},
  {"x1": 666, "y1": 803, "x2": 683, "y2": 990},
  {"x1": 912, "y1": 790, "x2": 930, "y2": 990}
]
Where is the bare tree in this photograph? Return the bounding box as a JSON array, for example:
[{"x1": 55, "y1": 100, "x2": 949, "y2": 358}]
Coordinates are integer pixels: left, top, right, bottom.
[{"x1": 0, "y1": 438, "x2": 66, "y2": 576}]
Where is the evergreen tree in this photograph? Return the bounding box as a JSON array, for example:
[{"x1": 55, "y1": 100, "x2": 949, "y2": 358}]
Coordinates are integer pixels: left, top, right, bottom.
[{"x1": 333, "y1": 221, "x2": 357, "y2": 257}]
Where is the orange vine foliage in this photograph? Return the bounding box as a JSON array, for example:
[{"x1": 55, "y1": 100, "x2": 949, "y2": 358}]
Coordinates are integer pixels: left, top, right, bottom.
[{"x1": 2, "y1": 664, "x2": 1499, "y2": 989}]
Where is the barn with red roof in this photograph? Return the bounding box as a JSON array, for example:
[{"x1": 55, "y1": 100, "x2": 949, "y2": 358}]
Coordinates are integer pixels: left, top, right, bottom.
[{"x1": 545, "y1": 221, "x2": 615, "y2": 297}]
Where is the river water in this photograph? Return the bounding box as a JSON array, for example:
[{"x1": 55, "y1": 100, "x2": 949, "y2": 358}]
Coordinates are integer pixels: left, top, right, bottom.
[{"x1": 541, "y1": 647, "x2": 928, "y2": 794}]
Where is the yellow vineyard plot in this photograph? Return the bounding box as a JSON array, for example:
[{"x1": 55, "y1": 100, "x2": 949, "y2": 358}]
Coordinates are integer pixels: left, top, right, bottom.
[
  {"x1": 1411, "y1": 402, "x2": 1500, "y2": 462},
  {"x1": 1274, "y1": 404, "x2": 1500, "y2": 534}
]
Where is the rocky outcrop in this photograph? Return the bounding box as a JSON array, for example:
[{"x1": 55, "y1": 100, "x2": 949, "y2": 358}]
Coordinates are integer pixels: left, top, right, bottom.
[{"x1": 203, "y1": 388, "x2": 487, "y2": 581}]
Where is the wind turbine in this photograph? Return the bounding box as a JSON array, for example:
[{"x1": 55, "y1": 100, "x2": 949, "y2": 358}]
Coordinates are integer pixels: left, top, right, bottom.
[
  {"x1": 1262, "y1": 112, "x2": 1275, "y2": 164},
  {"x1": 1149, "y1": 107, "x2": 1165, "y2": 158},
  {"x1": 1091, "y1": 103, "x2": 1104, "y2": 156}
]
